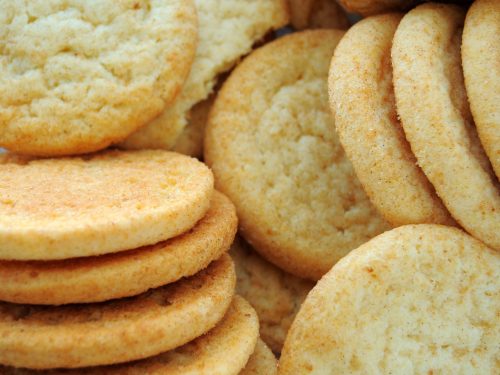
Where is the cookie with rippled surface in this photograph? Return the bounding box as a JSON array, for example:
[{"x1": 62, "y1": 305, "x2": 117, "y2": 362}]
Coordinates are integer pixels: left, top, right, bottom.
[
  {"x1": 0, "y1": 254, "x2": 235, "y2": 369},
  {"x1": 279, "y1": 225, "x2": 500, "y2": 374},
  {"x1": 392, "y1": 3, "x2": 500, "y2": 251},
  {"x1": 0, "y1": 191, "x2": 235, "y2": 305},
  {"x1": 0, "y1": 0, "x2": 197, "y2": 156},
  {"x1": 120, "y1": 0, "x2": 289, "y2": 151},
  {"x1": 0, "y1": 150, "x2": 213, "y2": 260},
  {"x1": 288, "y1": 0, "x2": 349, "y2": 30},
  {"x1": 0, "y1": 295, "x2": 258, "y2": 374},
  {"x1": 205, "y1": 30, "x2": 390, "y2": 280},
  {"x1": 329, "y1": 14, "x2": 453, "y2": 227},
  {"x1": 462, "y1": 0, "x2": 500, "y2": 179}
]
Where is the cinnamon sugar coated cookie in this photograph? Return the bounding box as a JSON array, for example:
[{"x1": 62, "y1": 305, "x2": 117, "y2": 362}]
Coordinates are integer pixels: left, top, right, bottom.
[
  {"x1": 205, "y1": 30, "x2": 391, "y2": 280},
  {"x1": 240, "y1": 339, "x2": 277, "y2": 375},
  {"x1": 0, "y1": 150, "x2": 213, "y2": 260},
  {"x1": 0, "y1": 254, "x2": 235, "y2": 369},
  {"x1": 279, "y1": 225, "x2": 500, "y2": 374},
  {"x1": 0, "y1": 0, "x2": 198, "y2": 156},
  {"x1": 462, "y1": 0, "x2": 500, "y2": 179},
  {"x1": 120, "y1": 0, "x2": 289, "y2": 151},
  {"x1": 0, "y1": 192, "x2": 236, "y2": 305},
  {"x1": 329, "y1": 14, "x2": 453, "y2": 227},
  {"x1": 392, "y1": 3, "x2": 500, "y2": 250}
]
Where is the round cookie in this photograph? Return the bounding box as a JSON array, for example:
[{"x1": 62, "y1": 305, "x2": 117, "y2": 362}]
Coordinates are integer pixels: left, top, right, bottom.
[
  {"x1": 462, "y1": 0, "x2": 500, "y2": 179},
  {"x1": 0, "y1": 254, "x2": 235, "y2": 369},
  {"x1": 0, "y1": 296, "x2": 259, "y2": 375},
  {"x1": 336, "y1": 0, "x2": 416, "y2": 16},
  {"x1": 329, "y1": 14, "x2": 454, "y2": 227},
  {"x1": 120, "y1": 0, "x2": 289, "y2": 150},
  {"x1": 0, "y1": 191, "x2": 236, "y2": 305},
  {"x1": 279, "y1": 225, "x2": 500, "y2": 374},
  {"x1": 0, "y1": 150, "x2": 213, "y2": 260},
  {"x1": 240, "y1": 339, "x2": 277, "y2": 375},
  {"x1": 0, "y1": 0, "x2": 198, "y2": 156},
  {"x1": 205, "y1": 30, "x2": 391, "y2": 280},
  {"x1": 288, "y1": 0, "x2": 349, "y2": 30},
  {"x1": 230, "y1": 236, "x2": 314, "y2": 353},
  {"x1": 392, "y1": 3, "x2": 500, "y2": 251}
]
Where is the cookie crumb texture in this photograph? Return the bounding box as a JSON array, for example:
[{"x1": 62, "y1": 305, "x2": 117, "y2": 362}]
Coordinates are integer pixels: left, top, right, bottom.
[{"x1": 0, "y1": 0, "x2": 197, "y2": 156}]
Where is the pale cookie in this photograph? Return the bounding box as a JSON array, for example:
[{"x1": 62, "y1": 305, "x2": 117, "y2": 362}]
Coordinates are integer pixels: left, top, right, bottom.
[
  {"x1": 392, "y1": 3, "x2": 500, "y2": 251},
  {"x1": 279, "y1": 225, "x2": 500, "y2": 374},
  {"x1": 0, "y1": 0, "x2": 197, "y2": 156},
  {"x1": 288, "y1": 0, "x2": 349, "y2": 30},
  {"x1": 0, "y1": 254, "x2": 235, "y2": 369},
  {"x1": 0, "y1": 150, "x2": 213, "y2": 260},
  {"x1": 205, "y1": 30, "x2": 391, "y2": 280},
  {"x1": 329, "y1": 14, "x2": 454, "y2": 227},
  {"x1": 0, "y1": 191, "x2": 236, "y2": 305},
  {"x1": 230, "y1": 236, "x2": 314, "y2": 353},
  {"x1": 120, "y1": 0, "x2": 289, "y2": 150},
  {"x1": 462, "y1": 0, "x2": 500, "y2": 179},
  {"x1": 0, "y1": 296, "x2": 259, "y2": 375},
  {"x1": 240, "y1": 339, "x2": 277, "y2": 375},
  {"x1": 336, "y1": 0, "x2": 416, "y2": 16}
]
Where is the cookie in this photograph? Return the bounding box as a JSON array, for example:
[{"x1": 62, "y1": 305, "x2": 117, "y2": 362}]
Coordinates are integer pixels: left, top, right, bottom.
[
  {"x1": 279, "y1": 225, "x2": 500, "y2": 374},
  {"x1": 230, "y1": 236, "x2": 314, "y2": 353},
  {"x1": 0, "y1": 0, "x2": 197, "y2": 156},
  {"x1": 329, "y1": 14, "x2": 454, "y2": 227},
  {"x1": 0, "y1": 150, "x2": 213, "y2": 260},
  {"x1": 0, "y1": 254, "x2": 235, "y2": 369},
  {"x1": 0, "y1": 191, "x2": 236, "y2": 305},
  {"x1": 462, "y1": 0, "x2": 500, "y2": 179},
  {"x1": 0, "y1": 295, "x2": 259, "y2": 374},
  {"x1": 336, "y1": 0, "x2": 416, "y2": 16},
  {"x1": 392, "y1": 3, "x2": 500, "y2": 251},
  {"x1": 288, "y1": 0, "x2": 349, "y2": 30},
  {"x1": 120, "y1": 0, "x2": 289, "y2": 150},
  {"x1": 240, "y1": 339, "x2": 277, "y2": 375},
  {"x1": 205, "y1": 30, "x2": 390, "y2": 280}
]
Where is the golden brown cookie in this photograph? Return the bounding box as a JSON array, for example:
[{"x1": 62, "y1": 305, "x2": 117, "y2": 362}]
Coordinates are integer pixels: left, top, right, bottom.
[
  {"x1": 0, "y1": 150, "x2": 213, "y2": 260},
  {"x1": 462, "y1": 0, "x2": 500, "y2": 179},
  {"x1": 230, "y1": 236, "x2": 314, "y2": 353},
  {"x1": 288, "y1": 0, "x2": 349, "y2": 30},
  {"x1": 0, "y1": 191, "x2": 236, "y2": 305},
  {"x1": 0, "y1": 254, "x2": 235, "y2": 369},
  {"x1": 329, "y1": 13, "x2": 454, "y2": 227},
  {"x1": 0, "y1": 0, "x2": 198, "y2": 156},
  {"x1": 279, "y1": 225, "x2": 500, "y2": 374},
  {"x1": 205, "y1": 30, "x2": 390, "y2": 280},
  {"x1": 240, "y1": 339, "x2": 277, "y2": 375},
  {"x1": 336, "y1": 0, "x2": 416, "y2": 16},
  {"x1": 120, "y1": 0, "x2": 289, "y2": 150},
  {"x1": 392, "y1": 3, "x2": 500, "y2": 251}
]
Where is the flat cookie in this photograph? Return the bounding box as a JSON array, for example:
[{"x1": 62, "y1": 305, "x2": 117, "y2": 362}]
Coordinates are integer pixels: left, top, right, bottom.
[
  {"x1": 230, "y1": 236, "x2": 314, "y2": 353},
  {"x1": 0, "y1": 191, "x2": 236, "y2": 305},
  {"x1": 240, "y1": 339, "x2": 277, "y2": 375},
  {"x1": 205, "y1": 30, "x2": 390, "y2": 280},
  {"x1": 120, "y1": 0, "x2": 289, "y2": 150},
  {"x1": 0, "y1": 0, "x2": 197, "y2": 156},
  {"x1": 0, "y1": 296, "x2": 259, "y2": 374},
  {"x1": 279, "y1": 225, "x2": 500, "y2": 374},
  {"x1": 392, "y1": 3, "x2": 500, "y2": 251},
  {"x1": 0, "y1": 150, "x2": 213, "y2": 260},
  {"x1": 329, "y1": 14, "x2": 454, "y2": 227},
  {"x1": 288, "y1": 0, "x2": 349, "y2": 30},
  {"x1": 336, "y1": 0, "x2": 416, "y2": 16},
  {"x1": 462, "y1": 0, "x2": 500, "y2": 179},
  {"x1": 0, "y1": 254, "x2": 235, "y2": 369}
]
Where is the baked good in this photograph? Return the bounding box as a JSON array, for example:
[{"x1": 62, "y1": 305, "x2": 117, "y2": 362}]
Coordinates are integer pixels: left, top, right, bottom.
[{"x1": 288, "y1": 0, "x2": 349, "y2": 30}]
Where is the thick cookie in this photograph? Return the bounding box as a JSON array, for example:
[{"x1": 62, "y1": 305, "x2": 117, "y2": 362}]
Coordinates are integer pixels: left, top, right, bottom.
[
  {"x1": 0, "y1": 0, "x2": 197, "y2": 156},
  {"x1": 329, "y1": 14, "x2": 453, "y2": 227},
  {"x1": 205, "y1": 30, "x2": 390, "y2": 280},
  {"x1": 0, "y1": 296, "x2": 259, "y2": 374},
  {"x1": 462, "y1": 0, "x2": 500, "y2": 179},
  {"x1": 279, "y1": 225, "x2": 500, "y2": 374},
  {"x1": 230, "y1": 236, "x2": 314, "y2": 353},
  {"x1": 0, "y1": 192, "x2": 236, "y2": 305},
  {"x1": 0, "y1": 150, "x2": 213, "y2": 260},
  {"x1": 336, "y1": 0, "x2": 416, "y2": 16},
  {"x1": 240, "y1": 339, "x2": 277, "y2": 375},
  {"x1": 288, "y1": 0, "x2": 349, "y2": 30},
  {"x1": 392, "y1": 3, "x2": 500, "y2": 251},
  {"x1": 120, "y1": 0, "x2": 289, "y2": 150},
  {"x1": 0, "y1": 254, "x2": 235, "y2": 369}
]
